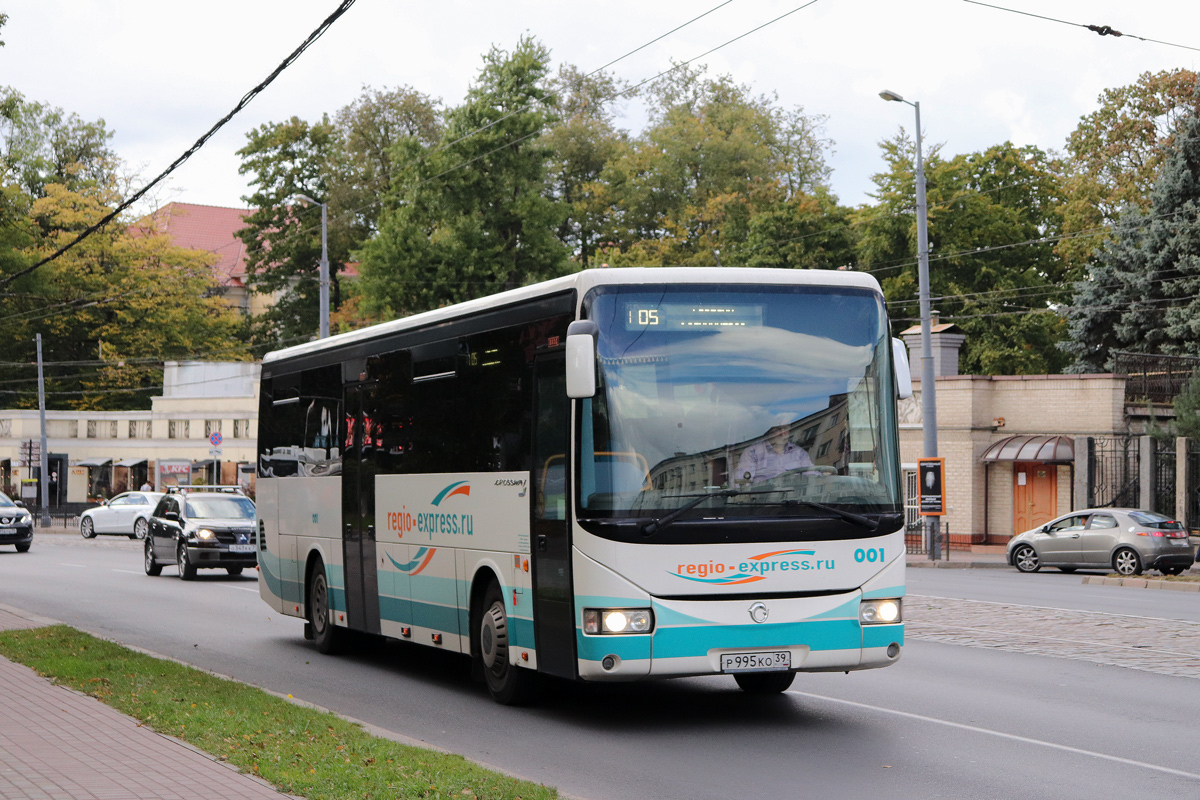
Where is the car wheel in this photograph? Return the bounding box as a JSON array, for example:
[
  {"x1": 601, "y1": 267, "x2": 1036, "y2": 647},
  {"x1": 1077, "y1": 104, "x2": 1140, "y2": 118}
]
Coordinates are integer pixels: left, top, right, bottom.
[
  {"x1": 134, "y1": 518, "x2": 149, "y2": 540},
  {"x1": 1012, "y1": 544, "x2": 1040, "y2": 573},
  {"x1": 15, "y1": 542, "x2": 30, "y2": 553},
  {"x1": 1112, "y1": 547, "x2": 1142, "y2": 577},
  {"x1": 308, "y1": 560, "x2": 345, "y2": 655},
  {"x1": 144, "y1": 537, "x2": 162, "y2": 576},
  {"x1": 80, "y1": 517, "x2": 95, "y2": 539},
  {"x1": 226, "y1": 566, "x2": 243, "y2": 576},
  {"x1": 734, "y1": 671, "x2": 796, "y2": 694},
  {"x1": 177, "y1": 541, "x2": 196, "y2": 580},
  {"x1": 477, "y1": 581, "x2": 537, "y2": 705}
]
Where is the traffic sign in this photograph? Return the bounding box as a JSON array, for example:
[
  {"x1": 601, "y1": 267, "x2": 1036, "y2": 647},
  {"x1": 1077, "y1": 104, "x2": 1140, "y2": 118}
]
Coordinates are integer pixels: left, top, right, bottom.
[
  {"x1": 209, "y1": 431, "x2": 223, "y2": 447},
  {"x1": 208, "y1": 448, "x2": 223, "y2": 457}
]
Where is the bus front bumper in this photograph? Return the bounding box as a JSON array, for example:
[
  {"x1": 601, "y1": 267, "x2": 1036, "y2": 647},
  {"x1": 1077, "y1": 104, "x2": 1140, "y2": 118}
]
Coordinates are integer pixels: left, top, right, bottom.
[{"x1": 575, "y1": 591, "x2": 903, "y2": 681}]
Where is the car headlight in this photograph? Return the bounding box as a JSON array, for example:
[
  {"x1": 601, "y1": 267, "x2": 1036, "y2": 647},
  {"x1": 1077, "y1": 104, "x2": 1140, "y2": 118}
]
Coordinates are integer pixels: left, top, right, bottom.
[
  {"x1": 860, "y1": 598, "x2": 902, "y2": 625},
  {"x1": 194, "y1": 528, "x2": 217, "y2": 541},
  {"x1": 583, "y1": 608, "x2": 654, "y2": 635}
]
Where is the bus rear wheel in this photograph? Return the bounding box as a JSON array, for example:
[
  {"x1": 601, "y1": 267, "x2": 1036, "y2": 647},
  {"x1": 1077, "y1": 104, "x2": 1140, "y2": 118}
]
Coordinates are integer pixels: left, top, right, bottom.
[
  {"x1": 477, "y1": 582, "x2": 537, "y2": 705},
  {"x1": 734, "y1": 671, "x2": 795, "y2": 694},
  {"x1": 308, "y1": 561, "x2": 345, "y2": 655}
]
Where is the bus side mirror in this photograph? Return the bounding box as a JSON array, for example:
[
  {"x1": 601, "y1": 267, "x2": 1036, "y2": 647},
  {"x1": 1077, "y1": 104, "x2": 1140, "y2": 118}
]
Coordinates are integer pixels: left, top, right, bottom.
[
  {"x1": 566, "y1": 320, "x2": 599, "y2": 398},
  {"x1": 892, "y1": 338, "x2": 913, "y2": 399}
]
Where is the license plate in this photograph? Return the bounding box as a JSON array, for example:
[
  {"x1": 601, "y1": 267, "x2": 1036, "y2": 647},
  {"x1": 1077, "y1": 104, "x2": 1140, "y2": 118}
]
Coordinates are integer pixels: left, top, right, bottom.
[
  {"x1": 0, "y1": 527, "x2": 15, "y2": 535},
  {"x1": 720, "y1": 651, "x2": 791, "y2": 673},
  {"x1": 228, "y1": 543, "x2": 256, "y2": 553},
  {"x1": 1170, "y1": 539, "x2": 1189, "y2": 546}
]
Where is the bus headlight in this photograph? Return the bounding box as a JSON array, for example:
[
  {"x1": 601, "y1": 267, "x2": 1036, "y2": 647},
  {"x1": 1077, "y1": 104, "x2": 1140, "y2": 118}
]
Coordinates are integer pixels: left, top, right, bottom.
[
  {"x1": 860, "y1": 598, "x2": 902, "y2": 625},
  {"x1": 583, "y1": 608, "x2": 654, "y2": 635}
]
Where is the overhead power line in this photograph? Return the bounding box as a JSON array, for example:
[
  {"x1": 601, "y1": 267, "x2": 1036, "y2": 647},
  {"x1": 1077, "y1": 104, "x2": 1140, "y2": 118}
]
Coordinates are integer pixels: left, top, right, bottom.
[
  {"x1": 0, "y1": 0, "x2": 358, "y2": 290},
  {"x1": 963, "y1": 0, "x2": 1200, "y2": 53}
]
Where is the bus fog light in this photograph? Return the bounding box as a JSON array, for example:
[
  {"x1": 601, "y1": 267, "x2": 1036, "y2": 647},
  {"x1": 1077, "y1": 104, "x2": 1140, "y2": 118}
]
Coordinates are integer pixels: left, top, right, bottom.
[
  {"x1": 860, "y1": 598, "x2": 902, "y2": 625},
  {"x1": 584, "y1": 608, "x2": 654, "y2": 634}
]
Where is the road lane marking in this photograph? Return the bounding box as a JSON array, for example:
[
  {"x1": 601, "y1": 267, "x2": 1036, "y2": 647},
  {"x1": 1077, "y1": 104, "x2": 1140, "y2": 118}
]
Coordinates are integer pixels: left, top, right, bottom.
[
  {"x1": 788, "y1": 690, "x2": 1200, "y2": 782},
  {"x1": 60, "y1": 563, "x2": 88, "y2": 568},
  {"x1": 219, "y1": 585, "x2": 260, "y2": 593},
  {"x1": 112, "y1": 569, "x2": 144, "y2": 575}
]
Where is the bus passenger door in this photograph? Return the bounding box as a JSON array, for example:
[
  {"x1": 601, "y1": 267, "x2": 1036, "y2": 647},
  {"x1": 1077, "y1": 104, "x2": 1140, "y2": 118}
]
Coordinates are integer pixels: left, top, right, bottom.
[
  {"x1": 342, "y1": 382, "x2": 382, "y2": 635},
  {"x1": 532, "y1": 353, "x2": 577, "y2": 678}
]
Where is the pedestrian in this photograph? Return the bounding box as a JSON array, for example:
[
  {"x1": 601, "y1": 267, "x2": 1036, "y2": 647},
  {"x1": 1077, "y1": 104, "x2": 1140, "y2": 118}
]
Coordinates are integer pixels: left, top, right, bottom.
[{"x1": 140, "y1": 479, "x2": 153, "y2": 492}]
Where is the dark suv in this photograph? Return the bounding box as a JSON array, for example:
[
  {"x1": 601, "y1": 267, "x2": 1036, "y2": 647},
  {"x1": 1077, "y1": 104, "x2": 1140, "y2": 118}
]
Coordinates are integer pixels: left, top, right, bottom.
[
  {"x1": 144, "y1": 486, "x2": 257, "y2": 579},
  {"x1": 0, "y1": 491, "x2": 33, "y2": 552}
]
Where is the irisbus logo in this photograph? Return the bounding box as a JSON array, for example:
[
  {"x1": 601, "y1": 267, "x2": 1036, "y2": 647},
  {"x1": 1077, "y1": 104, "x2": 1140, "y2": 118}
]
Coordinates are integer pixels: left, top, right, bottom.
[
  {"x1": 669, "y1": 549, "x2": 830, "y2": 584},
  {"x1": 384, "y1": 480, "x2": 475, "y2": 540}
]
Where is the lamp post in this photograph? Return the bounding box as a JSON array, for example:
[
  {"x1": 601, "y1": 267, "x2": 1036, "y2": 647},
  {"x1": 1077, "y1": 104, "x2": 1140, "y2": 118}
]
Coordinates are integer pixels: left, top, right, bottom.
[
  {"x1": 880, "y1": 89, "x2": 940, "y2": 559},
  {"x1": 290, "y1": 194, "x2": 330, "y2": 339}
]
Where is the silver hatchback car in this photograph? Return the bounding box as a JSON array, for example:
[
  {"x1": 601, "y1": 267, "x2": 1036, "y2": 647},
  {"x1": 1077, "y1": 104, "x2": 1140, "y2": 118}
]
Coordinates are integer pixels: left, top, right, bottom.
[{"x1": 1007, "y1": 508, "x2": 1195, "y2": 577}]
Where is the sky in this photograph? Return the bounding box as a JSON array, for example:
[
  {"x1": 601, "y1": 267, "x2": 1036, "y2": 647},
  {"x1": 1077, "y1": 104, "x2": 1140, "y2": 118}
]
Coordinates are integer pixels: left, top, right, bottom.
[{"x1": 3, "y1": 0, "x2": 1199, "y2": 213}]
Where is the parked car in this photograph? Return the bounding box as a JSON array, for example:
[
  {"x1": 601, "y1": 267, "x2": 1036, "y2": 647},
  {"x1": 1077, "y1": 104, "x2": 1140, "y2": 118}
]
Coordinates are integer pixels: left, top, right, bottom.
[
  {"x1": 80, "y1": 491, "x2": 164, "y2": 539},
  {"x1": 143, "y1": 486, "x2": 257, "y2": 580},
  {"x1": 1007, "y1": 508, "x2": 1196, "y2": 576},
  {"x1": 0, "y1": 491, "x2": 33, "y2": 552}
]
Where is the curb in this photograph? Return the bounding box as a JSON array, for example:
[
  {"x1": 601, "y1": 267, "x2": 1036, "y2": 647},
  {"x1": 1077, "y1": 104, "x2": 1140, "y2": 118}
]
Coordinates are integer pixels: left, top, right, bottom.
[
  {"x1": 905, "y1": 560, "x2": 1010, "y2": 569},
  {"x1": 1081, "y1": 575, "x2": 1200, "y2": 592}
]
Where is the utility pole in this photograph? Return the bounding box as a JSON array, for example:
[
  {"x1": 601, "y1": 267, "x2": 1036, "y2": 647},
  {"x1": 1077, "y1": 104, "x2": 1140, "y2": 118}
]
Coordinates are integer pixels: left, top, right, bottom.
[{"x1": 36, "y1": 334, "x2": 50, "y2": 527}]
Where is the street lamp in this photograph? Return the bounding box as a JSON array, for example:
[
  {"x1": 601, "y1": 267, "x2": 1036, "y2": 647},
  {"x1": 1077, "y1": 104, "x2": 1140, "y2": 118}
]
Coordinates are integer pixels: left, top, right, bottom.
[
  {"x1": 880, "y1": 89, "x2": 940, "y2": 559},
  {"x1": 290, "y1": 193, "x2": 330, "y2": 339}
]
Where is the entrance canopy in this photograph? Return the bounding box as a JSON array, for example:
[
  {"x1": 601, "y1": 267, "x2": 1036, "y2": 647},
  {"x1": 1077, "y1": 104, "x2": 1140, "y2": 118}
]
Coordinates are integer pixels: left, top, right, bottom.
[
  {"x1": 77, "y1": 457, "x2": 112, "y2": 467},
  {"x1": 116, "y1": 458, "x2": 146, "y2": 468},
  {"x1": 980, "y1": 435, "x2": 1074, "y2": 464}
]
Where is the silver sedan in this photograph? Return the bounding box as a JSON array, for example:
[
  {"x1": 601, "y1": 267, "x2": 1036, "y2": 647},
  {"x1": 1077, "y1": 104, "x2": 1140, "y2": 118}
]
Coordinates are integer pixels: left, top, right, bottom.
[
  {"x1": 80, "y1": 491, "x2": 164, "y2": 539},
  {"x1": 1006, "y1": 508, "x2": 1195, "y2": 577}
]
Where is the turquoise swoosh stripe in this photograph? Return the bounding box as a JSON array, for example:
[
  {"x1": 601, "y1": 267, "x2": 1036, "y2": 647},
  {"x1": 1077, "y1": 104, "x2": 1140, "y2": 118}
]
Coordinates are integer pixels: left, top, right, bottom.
[{"x1": 862, "y1": 624, "x2": 904, "y2": 648}]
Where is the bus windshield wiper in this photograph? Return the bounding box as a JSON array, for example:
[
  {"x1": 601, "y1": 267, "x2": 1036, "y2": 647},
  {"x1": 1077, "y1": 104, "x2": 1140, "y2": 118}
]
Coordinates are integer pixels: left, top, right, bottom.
[
  {"x1": 640, "y1": 488, "x2": 786, "y2": 536},
  {"x1": 782, "y1": 499, "x2": 879, "y2": 532}
]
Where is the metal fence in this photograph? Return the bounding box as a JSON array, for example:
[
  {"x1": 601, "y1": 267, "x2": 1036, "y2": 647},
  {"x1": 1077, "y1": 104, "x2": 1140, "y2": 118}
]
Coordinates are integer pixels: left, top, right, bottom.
[
  {"x1": 1113, "y1": 350, "x2": 1200, "y2": 405},
  {"x1": 1086, "y1": 436, "x2": 1139, "y2": 509},
  {"x1": 1153, "y1": 438, "x2": 1177, "y2": 517}
]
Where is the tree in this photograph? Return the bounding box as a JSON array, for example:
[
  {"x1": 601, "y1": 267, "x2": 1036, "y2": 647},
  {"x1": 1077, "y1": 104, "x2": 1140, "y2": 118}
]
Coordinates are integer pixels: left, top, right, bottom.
[
  {"x1": 355, "y1": 36, "x2": 571, "y2": 316},
  {"x1": 235, "y1": 115, "x2": 339, "y2": 350},
  {"x1": 543, "y1": 64, "x2": 631, "y2": 267},
  {"x1": 594, "y1": 63, "x2": 836, "y2": 268},
  {"x1": 1062, "y1": 91, "x2": 1200, "y2": 370},
  {"x1": 1058, "y1": 69, "x2": 1198, "y2": 270},
  {"x1": 858, "y1": 135, "x2": 1070, "y2": 374}
]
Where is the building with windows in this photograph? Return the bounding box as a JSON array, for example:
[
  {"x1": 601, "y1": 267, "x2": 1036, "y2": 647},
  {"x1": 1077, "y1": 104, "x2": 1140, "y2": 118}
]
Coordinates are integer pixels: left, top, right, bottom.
[{"x1": 0, "y1": 362, "x2": 259, "y2": 507}]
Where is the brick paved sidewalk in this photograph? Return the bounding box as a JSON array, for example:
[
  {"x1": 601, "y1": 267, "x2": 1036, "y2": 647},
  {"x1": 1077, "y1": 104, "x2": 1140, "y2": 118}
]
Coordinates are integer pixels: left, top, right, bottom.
[{"x1": 0, "y1": 605, "x2": 298, "y2": 800}]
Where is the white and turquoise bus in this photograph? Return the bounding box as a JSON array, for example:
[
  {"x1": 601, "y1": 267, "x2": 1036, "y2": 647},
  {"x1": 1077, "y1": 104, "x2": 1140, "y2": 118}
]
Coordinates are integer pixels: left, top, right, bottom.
[{"x1": 256, "y1": 267, "x2": 911, "y2": 703}]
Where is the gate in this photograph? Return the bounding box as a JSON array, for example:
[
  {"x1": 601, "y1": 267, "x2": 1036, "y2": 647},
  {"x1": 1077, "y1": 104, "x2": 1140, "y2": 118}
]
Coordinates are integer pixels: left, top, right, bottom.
[
  {"x1": 1087, "y1": 436, "x2": 1139, "y2": 509},
  {"x1": 1153, "y1": 438, "x2": 1176, "y2": 517}
]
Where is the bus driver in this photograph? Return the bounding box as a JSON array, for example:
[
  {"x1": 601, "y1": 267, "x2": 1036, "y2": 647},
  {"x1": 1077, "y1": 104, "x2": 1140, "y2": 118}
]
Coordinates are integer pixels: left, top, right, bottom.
[{"x1": 736, "y1": 424, "x2": 815, "y2": 484}]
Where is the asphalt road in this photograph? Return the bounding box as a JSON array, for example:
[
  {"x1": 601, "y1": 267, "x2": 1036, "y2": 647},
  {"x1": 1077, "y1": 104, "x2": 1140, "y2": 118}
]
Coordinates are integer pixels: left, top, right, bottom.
[{"x1": 3, "y1": 532, "x2": 1199, "y2": 800}]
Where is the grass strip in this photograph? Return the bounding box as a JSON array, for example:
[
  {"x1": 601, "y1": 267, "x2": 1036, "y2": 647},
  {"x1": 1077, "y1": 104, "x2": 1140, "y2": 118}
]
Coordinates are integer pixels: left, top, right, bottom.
[{"x1": 0, "y1": 625, "x2": 558, "y2": 800}]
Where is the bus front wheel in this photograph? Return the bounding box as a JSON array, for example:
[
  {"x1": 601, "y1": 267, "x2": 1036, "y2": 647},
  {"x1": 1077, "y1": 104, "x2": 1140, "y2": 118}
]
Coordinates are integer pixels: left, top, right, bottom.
[
  {"x1": 308, "y1": 561, "x2": 345, "y2": 655},
  {"x1": 477, "y1": 582, "x2": 537, "y2": 705},
  {"x1": 734, "y1": 671, "x2": 795, "y2": 694}
]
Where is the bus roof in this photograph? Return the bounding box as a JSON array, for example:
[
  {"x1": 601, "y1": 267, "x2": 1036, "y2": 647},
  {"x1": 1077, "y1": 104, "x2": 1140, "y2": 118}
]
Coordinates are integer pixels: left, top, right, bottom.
[{"x1": 261, "y1": 267, "x2": 884, "y2": 365}]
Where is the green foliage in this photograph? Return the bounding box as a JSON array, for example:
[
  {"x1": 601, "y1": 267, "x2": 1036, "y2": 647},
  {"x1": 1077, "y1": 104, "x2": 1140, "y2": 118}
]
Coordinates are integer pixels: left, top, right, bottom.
[
  {"x1": 0, "y1": 626, "x2": 558, "y2": 800},
  {"x1": 596, "y1": 63, "x2": 836, "y2": 268},
  {"x1": 1173, "y1": 372, "x2": 1200, "y2": 439},
  {"x1": 858, "y1": 134, "x2": 1069, "y2": 374},
  {"x1": 1058, "y1": 69, "x2": 1198, "y2": 271},
  {"x1": 1062, "y1": 89, "x2": 1200, "y2": 371},
  {"x1": 355, "y1": 36, "x2": 571, "y2": 316}
]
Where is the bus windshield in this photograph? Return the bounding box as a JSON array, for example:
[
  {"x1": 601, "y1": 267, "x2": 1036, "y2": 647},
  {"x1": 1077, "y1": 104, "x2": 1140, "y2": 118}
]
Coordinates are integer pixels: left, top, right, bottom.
[{"x1": 578, "y1": 284, "x2": 901, "y2": 526}]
